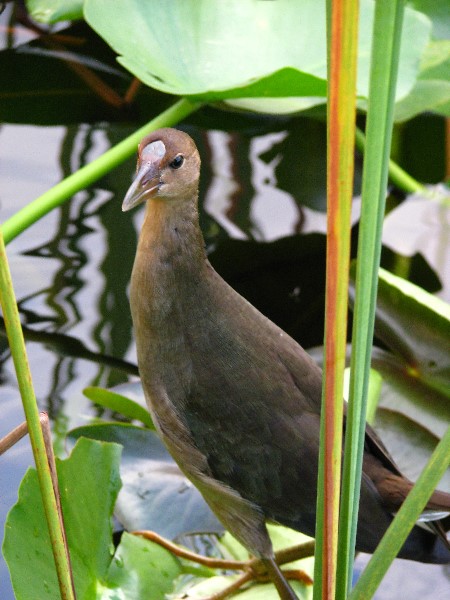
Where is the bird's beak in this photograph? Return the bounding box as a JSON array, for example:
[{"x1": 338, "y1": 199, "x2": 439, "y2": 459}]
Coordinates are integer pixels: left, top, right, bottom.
[{"x1": 122, "y1": 141, "x2": 165, "y2": 212}]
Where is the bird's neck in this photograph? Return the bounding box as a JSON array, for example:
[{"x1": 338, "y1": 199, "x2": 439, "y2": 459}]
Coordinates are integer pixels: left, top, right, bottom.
[
  {"x1": 130, "y1": 194, "x2": 208, "y2": 334},
  {"x1": 130, "y1": 196, "x2": 208, "y2": 400},
  {"x1": 136, "y1": 196, "x2": 206, "y2": 273}
]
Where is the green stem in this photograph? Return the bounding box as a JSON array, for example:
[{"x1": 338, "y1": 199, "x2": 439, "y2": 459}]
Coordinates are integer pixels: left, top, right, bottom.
[
  {"x1": 0, "y1": 231, "x2": 75, "y2": 599},
  {"x1": 349, "y1": 426, "x2": 450, "y2": 600},
  {"x1": 2, "y1": 98, "x2": 201, "y2": 244},
  {"x1": 338, "y1": 1, "x2": 406, "y2": 595},
  {"x1": 355, "y1": 127, "x2": 423, "y2": 194}
]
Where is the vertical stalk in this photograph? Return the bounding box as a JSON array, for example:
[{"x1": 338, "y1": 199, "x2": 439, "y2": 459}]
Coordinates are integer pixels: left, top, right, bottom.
[
  {"x1": 355, "y1": 128, "x2": 423, "y2": 194},
  {"x1": 313, "y1": 1, "x2": 359, "y2": 598},
  {"x1": 0, "y1": 232, "x2": 76, "y2": 599},
  {"x1": 337, "y1": 1, "x2": 406, "y2": 596},
  {"x1": 349, "y1": 426, "x2": 450, "y2": 600}
]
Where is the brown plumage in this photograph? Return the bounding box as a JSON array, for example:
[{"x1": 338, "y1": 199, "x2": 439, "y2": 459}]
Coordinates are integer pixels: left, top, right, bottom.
[{"x1": 123, "y1": 128, "x2": 450, "y2": 599}]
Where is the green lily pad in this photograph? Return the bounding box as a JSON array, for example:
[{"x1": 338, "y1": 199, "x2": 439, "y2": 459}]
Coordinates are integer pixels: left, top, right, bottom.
[
  {"x1": 333, "y1": 347, "x2": 449, "y2": 486},
  {"x1": 101, "y1": 532, "x2": 181, "y2": 600},
  {"x1": 394, "y1": 79, "x2": 450, "y2": 122},
  {"x1": 68, "y1": 423, "x2": 222, "y2": 538},
  {"x1": 82, "y1": 0, "x2": 430, "y2": 115},
  {"x1": 3, "y1": 437, "x2": 183, "y2": 599},
  {"x1": 3, "y1": 438, "x2": 122, "y2": 599},
  {"x1": 345, "y1": 266, "x2": 450, "y2": 477},
  {"x1": 407, "y1": 0, "x2": 450, "y2": 39},
  {"x1": 394, "y1": 40, "x2": 450, "y2": 121}
]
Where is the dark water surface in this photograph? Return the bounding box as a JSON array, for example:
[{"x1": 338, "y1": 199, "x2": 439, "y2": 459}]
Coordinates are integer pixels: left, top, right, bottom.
[{"x1": 1, "y1": 6, "x2": 449, "y2": 599}]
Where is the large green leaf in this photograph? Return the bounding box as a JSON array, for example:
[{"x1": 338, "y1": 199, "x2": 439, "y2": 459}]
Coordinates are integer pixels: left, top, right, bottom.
[
  {"x1": 394, "y1": 40, "x2": 450, "y2": 120},
  {"x1": 68, "y1": 424, "x2": 222, "y2": 538},
  {"x1": 24, "y1": 0, "x2": 436, "y2": 120},
  {"x1": 407, "y1": 0, "x2": 450, "y2": 39},
  {"x1": 3, "y1": 437, "x2": 182, "y2": 599},
  {"x1": 340, "y1": 346, "x2": 450, "y2": 488},
  {"x1": 101, "y1": 532, "x2": 181, "y2": 600},
  {"x1": 3, "y1": 438, "x2": 121, "y2": 599},
  {"x1": 82, "y1": 0, "x2": 430, "y2": 115}
]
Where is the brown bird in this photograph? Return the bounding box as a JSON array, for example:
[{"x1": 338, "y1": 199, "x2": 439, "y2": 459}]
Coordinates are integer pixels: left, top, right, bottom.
[{"x1": 123, "y1": 128, "x2": 450, "y2": 599}]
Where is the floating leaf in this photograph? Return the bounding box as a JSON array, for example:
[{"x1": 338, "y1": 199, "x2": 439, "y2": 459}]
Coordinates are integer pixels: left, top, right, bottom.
[
  {"x1": 371, "y1": 267, "x2": 450, "y2": 396},
  {"x1": 83, "y1": 0, "x2": 430, "y2": 115},
  {"x1": 68, "y1": 424, "x2": 222, "y2": 538},
  {"x1": 4, "y1": 438, "x2": 122, "y2": 598},
  {"x1": 101, "y1": 532, "x2": 181, "y2": 600},
  {"x1": 3, "y1": 437, "x2": 183, "y2": 599},
  {"x1": 407, "y1": 0, "x2": 450, "y2": 39},
  {"x1": 371, "y1": 348, "x2": 450, "y2": 442},
  {"x1": 374, "y1": 408, "x2": 450, "y2": 491},
  {"x1": 394, "y1": 40, "x2": 450, "y2": 120}
]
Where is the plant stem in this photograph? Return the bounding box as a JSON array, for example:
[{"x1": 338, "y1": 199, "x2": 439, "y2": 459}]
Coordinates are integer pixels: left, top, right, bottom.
[
  {"x1": 2, "y1": 98, "x2": 201, "y2": 244},
  {"x1": 355, "y1": 127, "x2": 423, "y2": 194},
  {"x1": 349, "y1": 426, "x2": 450, "y2": 600},
  {"x1": 314, "y1": 1, "x2": 359, "y2": 599},
  {"x1": 337, "y1": 1, "x2": 406, "y2": 596},
  {"x1": 0, "y1": 231, "x2": 76, "y2": 599}
]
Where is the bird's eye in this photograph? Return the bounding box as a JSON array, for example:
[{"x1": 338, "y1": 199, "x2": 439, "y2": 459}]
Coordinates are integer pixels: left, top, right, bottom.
[{"x1": 169, "y1": 155, "x2": 184, "y2": 169}]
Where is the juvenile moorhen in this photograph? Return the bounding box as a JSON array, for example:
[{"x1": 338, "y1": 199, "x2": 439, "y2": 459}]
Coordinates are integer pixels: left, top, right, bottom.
[{"x1": 123, "y1": 128, "x2": 450, "y2": 600}]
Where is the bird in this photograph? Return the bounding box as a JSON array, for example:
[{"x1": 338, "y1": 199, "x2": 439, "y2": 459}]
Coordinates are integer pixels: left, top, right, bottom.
[{"x1": 123, "y1": 127, "x2": 450, "y2": 599}]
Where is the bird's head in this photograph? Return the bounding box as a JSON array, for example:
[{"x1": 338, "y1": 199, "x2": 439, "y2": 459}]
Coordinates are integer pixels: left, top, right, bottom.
[{"x1": 122, "y1": 128, "x2": 201, "y2": 212}]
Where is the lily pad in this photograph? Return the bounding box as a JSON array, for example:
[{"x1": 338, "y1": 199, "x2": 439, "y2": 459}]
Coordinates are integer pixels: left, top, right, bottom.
[
  {"x1": 407, "y1": 0, "x2": 450, "y2": 39},
  {"x1": 372, "y1": 267, "x2": 450, "y2": 395},
  {"x1": 68, "y1": 423, "x2": 223, "y2": 538},
  {"x1": 374, "y1": 408, "x2": 450, "y2": 491},
  {"x1": 83, "y1": 0, "x2": 430, "y2": 114},
  {"x1": 102, "y1": 532, "x2": 181, "y2": 600},
  {"x1": 3, "y1": 437, "x2": 182, "y2": 599},
  {"x1": 394, "y1": 40, "x2": 450, "y2": 121},
  {"x1": 3, "y1": 438, "x2": 122, "y2": 599},
  {"x1": 371, "y1": 348, "x2": 450, "y2": 442}
]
